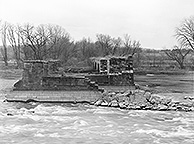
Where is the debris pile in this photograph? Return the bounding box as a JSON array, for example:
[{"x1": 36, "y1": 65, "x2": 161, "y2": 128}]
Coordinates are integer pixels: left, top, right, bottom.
[{"x1": 93, "y1": 89, "x2": 194, "y2": 112}]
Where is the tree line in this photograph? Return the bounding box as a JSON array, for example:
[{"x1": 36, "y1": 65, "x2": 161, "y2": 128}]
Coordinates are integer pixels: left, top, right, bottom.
[
  {"x1": 0, "y1": 22, "x2": 140, "y2": 68},
  {"x1": 0, "y1": 17, "x2": 194, "y2": 70}
]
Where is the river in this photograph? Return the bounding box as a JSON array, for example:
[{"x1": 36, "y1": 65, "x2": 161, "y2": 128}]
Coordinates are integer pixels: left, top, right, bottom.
[{"x1": 0, "y1": 78, "x2": 194, "y2": 144}]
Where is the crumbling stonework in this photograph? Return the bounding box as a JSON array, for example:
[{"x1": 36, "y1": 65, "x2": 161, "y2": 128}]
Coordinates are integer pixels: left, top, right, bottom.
[
  {"x1": 91, "y1": 56, "x2": 133, "y2": 75},
  {"x1": 86, "y1": 73, "x2": 133, "y2": 86},
  {"x1": 14, "y1": 56, "x2": 134, "y2": 90},
  {"x1": 14, "y1": 60, "x2": 105, "y2": 91},
  {"x1": 93, "y1": 89, "x2": 194, "y2": 111},
  {"x1": 21, "y1": 60, "x2": 46, "y2": 90},
  {"x1": 89, "y1": 55, "x2": 134, "y2": 86},
  {"x1": 41, "y1": 76, "x2": 103, "y2": 91}
]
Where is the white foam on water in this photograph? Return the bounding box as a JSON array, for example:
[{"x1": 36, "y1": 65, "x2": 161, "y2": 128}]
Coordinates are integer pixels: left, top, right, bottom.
[
  {"x1": 171, "y1": 125, "x2": 194, "y2": 137},
  {"x1": 0, "y1": 124, "x2": 37, "y2": 134},
  {"x1": 0, "y1": 106, "x2": 36, "y2": 117},
  {"x1": 52, "y1": 106, "x2": 83, "y2": 115},
  {"x1": 127, "y1": 110, "x2": 167, "y2": 117},
  {"x1": 92, "y1": 108, "x2": 113, "y2": 114},
  {"x1": 144, "y1": 124, "x2": 152, "y2": 127},
  {"x1": 32, "y1": 105, "x2": 57, "y2": 115},
  {"x1": 49, "y1": 133, "x2": 61, "y2": 138},
  {"x1": 92, "y1": 107, "x2": 123, "y2": 115},
  {"x1": 49, "y1": 115, "x2": 80, "y2": 122},
  {"x1": 62, "y1": 126, "x2": 76, "y2": 130},
  {"x1": 163, "y1": 115, "x2": 194, "y2": 131},
  {"x1": 127, "y1": 112, "x2": 143, "y2": 117},
  {"x1": 61, "y1": 119, "x2": 89, "y2": 131},
  {"x1": 20, "y1": 114, "x2": 80, "y2": 124},
  {"x1": 0, "y1": 125, "x2": 17, "y2": 134},
  {"x1": 105, "y1": 124, "x2": 114, "y2": 128},
  {"x1": 5, "y1": 109, "x2": 82, "y2": 125},
  {"x1": 16, "y1": 107, "x2": 35, "y2": 116},
  {"x1": 134, "y1": 125, "x2": 194, "y2": 138},
  {"x1": 27, "y1": 115, "x2": 44, "y2": 121},
  {"x1": 34, "y1": 133, "x2": 45, "y2": 137},
  {"x1": 135, "y1": 129, "x2": 168, "y2": 137},
  {"x1": 32, "y1": 104, "x2": 83, "y2": 116},
  {"x1": 73, "y1": 119, "x2": 89, "y2": 127},
  {"x1": 172, "y1": 116, "x2": 194, "y2": 125}
]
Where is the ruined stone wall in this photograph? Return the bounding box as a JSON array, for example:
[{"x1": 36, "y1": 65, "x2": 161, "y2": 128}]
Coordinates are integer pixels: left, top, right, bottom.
[
  {"x1": 90, "y1": 56, "x2": 134, "y2": 86},
  {"x1": 109, "y1": 56, "x2": 133, "y2": 73},
  {"x1": 86, "y1": 73, "x2": 134, "y2": 86},
  {"x1": 14, "y1": 59, "x2": 103, "y2": 91},
  {"x1": 14, "y1": 57, "x2": 134, "y2": 91},
  {"x1": 47, "y1": 60, "x2": 61, "y2": 75},
  {"x1": 15, "y1": 60, "x2": 63, "y2": 90},
  {"x1": 22, "y1": 61, "x2": 46, "y2": 90},
  {"x1": 41, "y1": 76, "x2": 97, "y2": 91}
]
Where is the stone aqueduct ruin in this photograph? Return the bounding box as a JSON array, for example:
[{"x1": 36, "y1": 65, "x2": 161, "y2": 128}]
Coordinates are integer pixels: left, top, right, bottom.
[
  {"x1": 7, "y1": 55, "x2": 194, "y2": 112},
  {"x1": 14, "y1": 55, "x2": 134, "y2": 91}
]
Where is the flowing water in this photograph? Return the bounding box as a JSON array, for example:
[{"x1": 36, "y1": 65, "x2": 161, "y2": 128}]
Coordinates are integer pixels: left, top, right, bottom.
[{"x1": 0, "y1": 79, "x2": 194, "y2": 144}]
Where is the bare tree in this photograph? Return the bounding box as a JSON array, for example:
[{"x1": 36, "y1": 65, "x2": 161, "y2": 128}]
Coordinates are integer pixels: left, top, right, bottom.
[
  {"x1": 76, "y1": 38, "x2": 97, "y2": 62},
  {"x1": 18, "y1": 24, "x2": 51, "y2": 60},
  {"x1": 0, "y1": 22, "x2": 8, "y2": 66},
  {"x1": 111, "y1": 37, "x2": 122, "y2": 55},
  {"x1": 164, "y1": 45, "x2": 191, "y2": 69},
  {"x1": 96, "y1": 34, "x2": 113, "y2": 56},
  {"x1": 47, "y1": 25, "x2": 71, "y2": 59},
  {"x1": 7, "y1": 24, "x2": 22, "y2": 68},
  {"x1": 18, "y1": 24, "x2": 72, "y2": 60},
  {"x1": 175, "y1": 17, "x2": 194, "y2": 51},
  {"x1": 121, "y1": 34, "x2": 141, "y2": 56},
  {"x1": 59, "y1": 41, "x2": 78, "y2": 64},
  {"x1": 96, "y1": 34, "x2": 122, "y2": 56}
]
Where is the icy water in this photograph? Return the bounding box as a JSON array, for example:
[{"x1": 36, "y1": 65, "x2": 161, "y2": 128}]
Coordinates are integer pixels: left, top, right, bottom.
[{"x1": 0, "y1": 79, "x2": 194, "y2": 144}]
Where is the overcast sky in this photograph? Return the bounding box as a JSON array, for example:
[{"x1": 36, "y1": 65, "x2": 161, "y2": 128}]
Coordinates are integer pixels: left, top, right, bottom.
[{"x1": 0, "y1": 0, "x2": 194, "y2": 49}]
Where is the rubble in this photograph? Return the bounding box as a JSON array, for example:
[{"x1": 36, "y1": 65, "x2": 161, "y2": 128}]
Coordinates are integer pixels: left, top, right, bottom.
[{"x1": 93, "y1": 89, "x2": 194, "y2": 112}]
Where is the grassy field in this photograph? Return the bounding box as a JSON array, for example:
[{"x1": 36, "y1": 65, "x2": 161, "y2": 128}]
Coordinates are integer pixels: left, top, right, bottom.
[
  {"x1": 134, "y1": 71, "x2": 194, "y2": 101},
  {"x1": 134, "y1": 71, "x2": 194, "y2": 93}
]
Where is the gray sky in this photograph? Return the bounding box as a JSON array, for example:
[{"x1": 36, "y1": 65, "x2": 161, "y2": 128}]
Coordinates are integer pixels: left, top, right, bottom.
[{"x1": 0, "y1": 0, "x2": 194, "y2": 49}]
